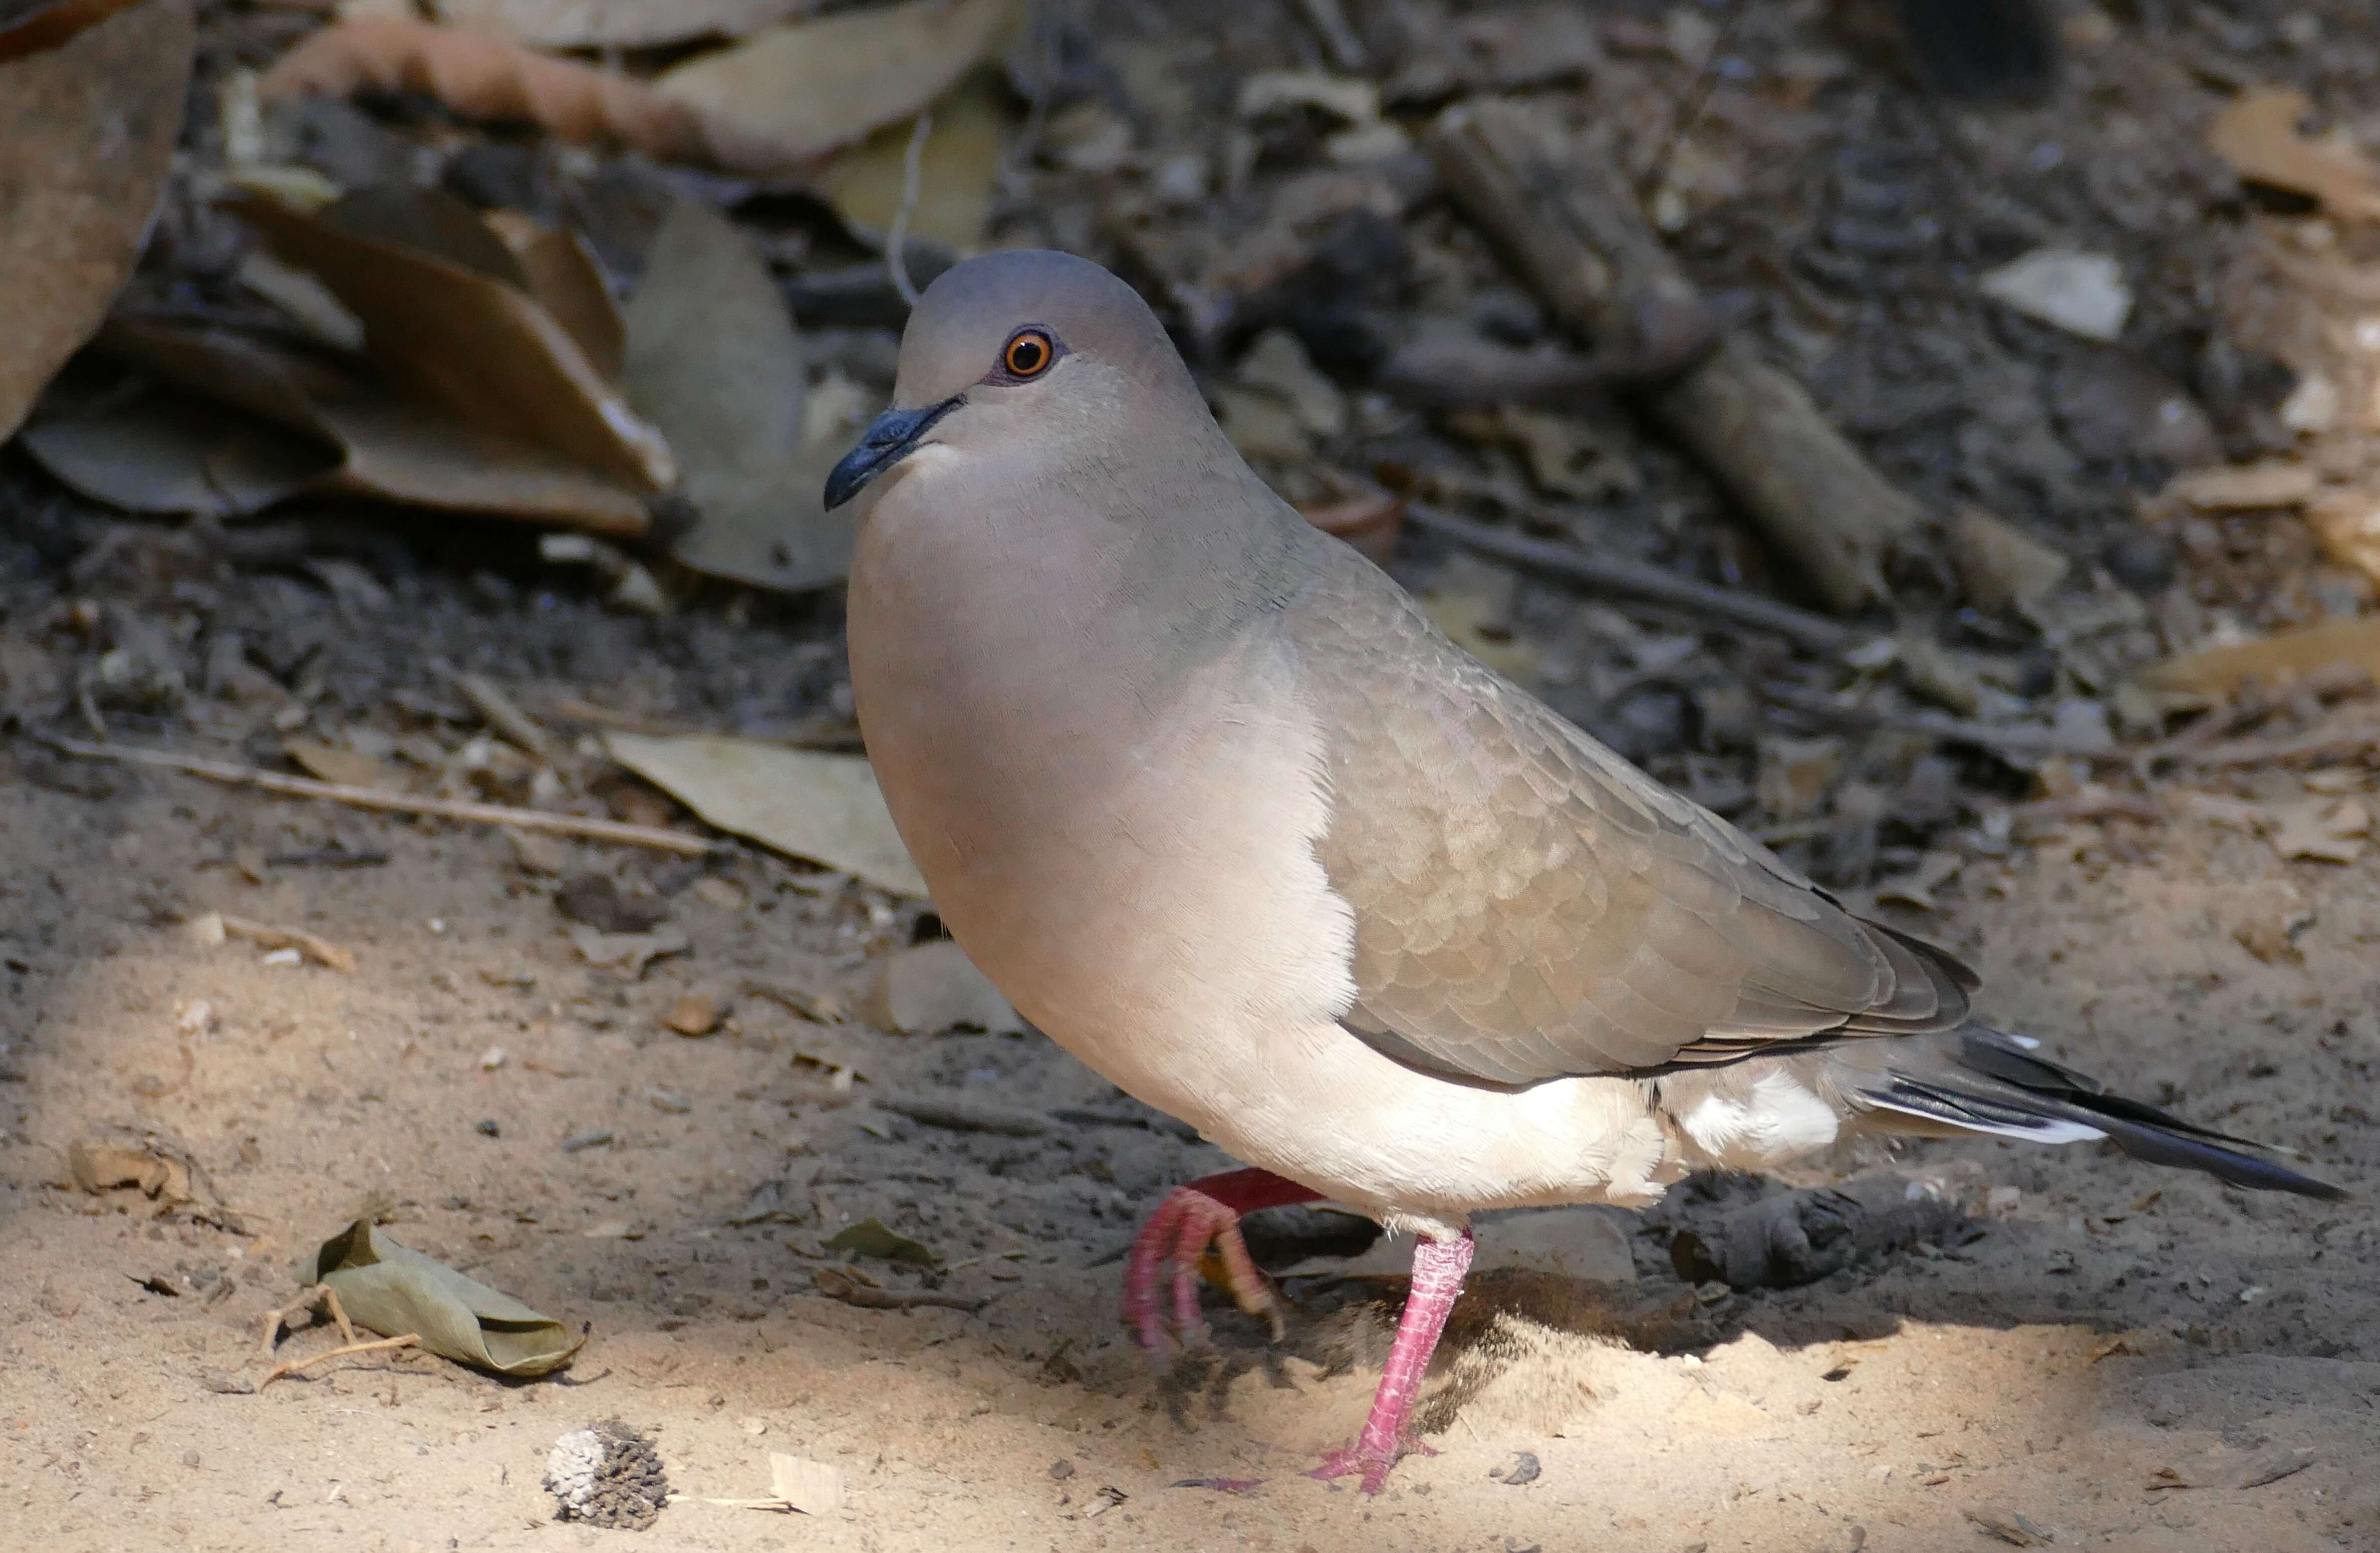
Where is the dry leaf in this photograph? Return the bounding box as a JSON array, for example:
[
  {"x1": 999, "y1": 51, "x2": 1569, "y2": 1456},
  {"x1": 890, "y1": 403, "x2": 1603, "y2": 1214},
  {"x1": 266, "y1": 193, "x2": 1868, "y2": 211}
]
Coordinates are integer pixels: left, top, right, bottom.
[
  {"x1": 860, "y1": 939, "x2": 1023, "y2": 1035},
  {"x1": 603, "y1": 732, "x2": 927, "y2": 897},
  {"x1": 260, "y1": 15, "x2": 710, "y2": 166},
  {"x1": 484, "y1": 209, "x2": 626, "y2": 383},
  {"x1": 2306, "y1": 489, "x2": 2380, "y2": 586},
  {"x1": 431, "y1": 0, "x2": 821, "y2": 49},
  {"x1": 2139, "y1": 614, "x2": 2380, "y2": 698},
  {"x1": 2164, "y1": 460, "x2": 2319, "y2": 512},
  {"x1": 2267, "y1": 798, "x2": 2368, "y2": 864},
  {"x1": 68, "y1": 1137, "x2": 192, "y2": 1205},
  {"x1": 22, "y1": 318, "x2": 652, "y2": 532},
  {"x1": 284, "y1": 737, "x2": 401, "y2": 791},
  {"x1": 656, "y1": 0, "x2": 1016, "y2": 171},
  {"x1": 765, "y1": 1453, "x2": 845, "y2": 1515},
  {"x1": 567, "y1": 921, "x2": 691, "y2": 976},
  {"x1": 232, "y1": 190, "x2": 675, "y2": 492},
  {"x1": 1949, "y1": 505, "x2": 2069, "y2": 612},
  {"x1": 816, "y1": 69, "x2": 1007, "y2": 253},
  {"x1": 0, "y1": 0, "x2": 193, "y2": 440},
  {"x1": 2207, "y1": 87, "x2": 2380, "y2": 221},
  {"x1": 1976, "y1": 248, "x2": 2131, "y2": 342},
  {"x1": 303, "y1": 1218, "x2": 584, "y2": 1377},
  {"x1": 622, "y1": 198, "x2": 855, "y2": 591}
]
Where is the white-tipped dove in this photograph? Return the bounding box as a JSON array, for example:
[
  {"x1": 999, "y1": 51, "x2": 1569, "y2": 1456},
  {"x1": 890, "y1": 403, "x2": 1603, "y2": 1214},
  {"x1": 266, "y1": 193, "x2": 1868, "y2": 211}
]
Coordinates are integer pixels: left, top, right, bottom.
[{"x1": 826, "y1": 249, "x2": 2340, "y2": 1493}]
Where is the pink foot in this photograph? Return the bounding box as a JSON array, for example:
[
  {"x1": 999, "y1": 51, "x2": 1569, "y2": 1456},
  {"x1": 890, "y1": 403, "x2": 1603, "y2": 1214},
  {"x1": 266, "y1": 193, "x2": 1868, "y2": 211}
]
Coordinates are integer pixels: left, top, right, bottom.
[
  {"x1": 1121, "y1": 1168, "x2": 1321, "y2": 1356},
  {"x1": 1303, "y1": 1229, "x2": 1474, "y2": 1495}
]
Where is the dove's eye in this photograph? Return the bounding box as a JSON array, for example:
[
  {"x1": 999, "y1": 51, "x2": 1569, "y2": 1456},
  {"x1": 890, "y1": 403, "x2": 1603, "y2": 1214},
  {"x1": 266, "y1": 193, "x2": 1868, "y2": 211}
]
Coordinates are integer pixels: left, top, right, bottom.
[{"x1": 999, "y1": 329, "x2": 1057, "y2": 379}]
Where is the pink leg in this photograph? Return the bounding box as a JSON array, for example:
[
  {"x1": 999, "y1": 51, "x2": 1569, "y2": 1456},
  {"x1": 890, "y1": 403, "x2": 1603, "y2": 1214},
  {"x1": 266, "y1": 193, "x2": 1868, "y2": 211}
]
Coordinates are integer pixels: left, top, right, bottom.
[
  {"x1": 1122, "y1": 1167, "x2": 1322, "y2": 1355},
  {"x1": 1307, "y1": 1229, "x2": 1475, "y2": 1495}
]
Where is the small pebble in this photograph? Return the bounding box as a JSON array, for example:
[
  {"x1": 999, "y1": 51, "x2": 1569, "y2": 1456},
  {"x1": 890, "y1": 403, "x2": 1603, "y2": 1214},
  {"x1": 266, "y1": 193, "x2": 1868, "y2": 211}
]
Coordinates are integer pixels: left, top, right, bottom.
[
  {"x1": 475, "y1": 1119, "x2": 501, "y2": 1138},
  {"x1": 259, "y1": 947, "x2": 303, "y2": 968},
  {"x1": 2102, "y1": 528, "x2": 2177, "y2": 594},
  {"x1": 1049, "y1": 1458, "x2": 1077, "y2": 1480},
  {"x1": 664, "y1": 992, "x2": 722, "y2": 1038},
  {"x1": 478, "y1": 1046, "x2": 508, "y2": 1071},
  {"x1": 182, "y1": 1450, "x2": 201, "y2": 1468},
  {"x1": 561, "y1": 1128, "x2": 614, "y2": 1153}
]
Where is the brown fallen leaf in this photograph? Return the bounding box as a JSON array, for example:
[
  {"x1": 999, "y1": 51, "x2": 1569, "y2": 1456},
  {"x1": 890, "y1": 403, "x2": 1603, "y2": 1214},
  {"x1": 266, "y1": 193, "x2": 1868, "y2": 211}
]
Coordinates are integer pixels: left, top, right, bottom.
[
  {"x1": 621, "y1": 198, "x2": 855, "y2": 592},
  {"x1": 482, "y1": 210, "x2": 626, "y2": 384},
  {"x1": 259, "y1": 15, "x2": 711, "y2": 166},
  {"x1": 602, "y1": 732, "x2": 927, "y2": 897},
  {"x1": 68, "y1": 1137, "x2": 192, "y2": 1205},
  {"x1": 232, "y1": 189, "x2": 675, "y2": 492},
  {"x1": 22, "y1": 318, "x2": 652, "y2": 533},
  {"x1": 816, "y1": 68, "x2": 1008, "y2": 254},
  {"x1": 2139, "y1": 614, "x2": 2380, "y2": 698},
  {"x1": 1948, "y1": 504, "x2": 2069, "y2": 612},
  {"x1": 2306, "y1": 489, "x2": 2380, "y2": 588},
  {"x1": 655, "y1": 0, "x2": 1017, "y2": 171},
  {"x1": 0, "y1": 0, "x2": 193, "y2": 440},
  {"x1": 2207, "y1": 87, "x2": 2380, "y2": 221}
]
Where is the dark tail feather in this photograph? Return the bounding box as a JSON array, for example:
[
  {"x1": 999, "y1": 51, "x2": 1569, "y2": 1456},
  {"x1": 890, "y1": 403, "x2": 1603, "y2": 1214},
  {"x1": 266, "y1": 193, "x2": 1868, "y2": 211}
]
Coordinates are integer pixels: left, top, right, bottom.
[
  {"x1": 1894, "y1": 0, "x2": 2060, "y2": 102},
  {"x1": 1857, "y1": 1025, "x2": 2346, "y2": 1201}
]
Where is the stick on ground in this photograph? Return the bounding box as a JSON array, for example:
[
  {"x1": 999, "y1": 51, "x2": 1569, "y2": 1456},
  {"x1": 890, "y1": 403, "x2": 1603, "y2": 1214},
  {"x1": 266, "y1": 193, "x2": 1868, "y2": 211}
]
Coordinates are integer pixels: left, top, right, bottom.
[
  {"x1": 1432, "y1": 100, "x2": 1925, "y2": 614},
  {"x1": 1406, "y1": 503, "x2": 1865, "y2": 655},
  {"x1": 41, "y1": 736, "x2": 718, "y2": 855}
]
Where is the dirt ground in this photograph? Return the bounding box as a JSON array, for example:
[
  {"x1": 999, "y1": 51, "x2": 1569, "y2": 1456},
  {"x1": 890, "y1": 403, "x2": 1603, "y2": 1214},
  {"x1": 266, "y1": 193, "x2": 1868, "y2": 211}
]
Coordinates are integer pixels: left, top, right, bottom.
[
  {"x1": 2, "y1": 661, "x2": 2376, "y2": 1552},
  {"x1": 13, "y1": 0, "x2": 2380, "y2": 1549}
]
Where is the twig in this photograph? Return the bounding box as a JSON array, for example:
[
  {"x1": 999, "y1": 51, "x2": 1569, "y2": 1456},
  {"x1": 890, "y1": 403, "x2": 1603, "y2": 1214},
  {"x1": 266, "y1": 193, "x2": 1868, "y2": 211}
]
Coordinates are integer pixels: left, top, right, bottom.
[
  {"x1": 874, "y1": 1094, "x2": 1049, "y2": 1137},
  {"x1": 886, "y1": 110, "x2": 934, "y2": 309},
  {"x1": 1432, "y1": 100, "x2": 1925, "y2": 613},
  {"x1": 2177, "y1": 718, "x2": 2380, "y2": 770},
  {"x1": 259, "y1": 1332, "x2": 420, "y2": 1388},
  {"x1": 40, "y1": 736, "x2": 720, "y2": 856},
  {"x1": 1292, "y1": 0, "x2": 1366, "y2": 70},
  {"x1": 258, "y1": 1282, "x2": 355, "y2": 1359},
  {"x1": 1760, "y1": 683, "x2": 2122, "y2": 757},
  {"x1": 211, "y1": 911, "x2": 358, "y2": 973},
  {"x1": 441, "y1": 665, "x2": 551, "y2": 763},
  {"x1": 1406, "y1": 503, "x2": 1864, "y2": 655}
]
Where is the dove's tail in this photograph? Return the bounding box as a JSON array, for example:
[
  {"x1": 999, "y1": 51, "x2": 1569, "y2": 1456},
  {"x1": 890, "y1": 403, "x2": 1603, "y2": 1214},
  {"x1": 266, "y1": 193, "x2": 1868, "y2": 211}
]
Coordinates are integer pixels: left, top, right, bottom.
[
  {"x1": 1853, "y1": 1024, "x2": 2345, "y2": 1200},
  {"x1": 1894, "y1": 0, "x2": 2060, "y2": 103}
]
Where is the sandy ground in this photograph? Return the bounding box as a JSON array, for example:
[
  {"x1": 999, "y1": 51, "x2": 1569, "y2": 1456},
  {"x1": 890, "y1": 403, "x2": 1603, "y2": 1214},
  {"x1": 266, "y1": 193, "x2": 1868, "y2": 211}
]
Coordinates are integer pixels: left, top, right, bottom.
[{"x1": 3, "y1": 747, "x2": 2376, "y2": 1553}]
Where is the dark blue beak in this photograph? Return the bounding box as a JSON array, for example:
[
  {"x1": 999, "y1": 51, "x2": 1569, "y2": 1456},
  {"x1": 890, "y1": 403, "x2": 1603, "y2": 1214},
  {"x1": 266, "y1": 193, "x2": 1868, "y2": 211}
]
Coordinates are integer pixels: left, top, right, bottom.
[{"x1": 823, "y1": 396, "x2": 961, "y2": 510}]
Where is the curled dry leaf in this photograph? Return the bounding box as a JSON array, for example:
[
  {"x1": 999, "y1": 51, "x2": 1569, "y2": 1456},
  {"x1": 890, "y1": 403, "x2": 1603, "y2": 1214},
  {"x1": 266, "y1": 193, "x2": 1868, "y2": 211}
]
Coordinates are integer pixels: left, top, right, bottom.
[
  {"x1": 21, "y1": 317, "x2": 653, "y2": 533},
  {"x1": 232, "y1": 190, "x2": 674, "y2": 492},
  {"x1": 0, "y1": 0, "x2": 194, "y2": 440},
  {"x1": 2207, "y1": 87, "x2": 2380, "y2": 221},
  {"x1": 259, "y1": 14, "x2": 710, "y2": 165},
  {"x1": 431, "y1": 0, "x2": 822, "y2": 49},
  {"x1": 484, "y1": 209, "x2": 626, "y2": 384},
  {"x1": 656, "y1": 0, "x2": 1017, "y2": 172}
]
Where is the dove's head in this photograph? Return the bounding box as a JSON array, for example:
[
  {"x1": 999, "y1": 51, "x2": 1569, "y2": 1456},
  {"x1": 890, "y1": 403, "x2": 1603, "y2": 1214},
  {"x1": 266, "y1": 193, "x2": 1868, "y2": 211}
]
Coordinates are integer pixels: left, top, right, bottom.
[{"x1": 823, "y1": 249, "x2": 1223, "y2": 513}]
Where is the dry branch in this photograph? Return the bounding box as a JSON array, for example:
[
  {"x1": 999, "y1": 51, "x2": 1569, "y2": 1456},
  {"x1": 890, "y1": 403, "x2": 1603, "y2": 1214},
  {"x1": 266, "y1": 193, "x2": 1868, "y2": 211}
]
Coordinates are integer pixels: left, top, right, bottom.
[
  {"x1": 1668, "y1": 1173, "x2": 1967, "y2": 1290},
  {"x1": 42, "y1": 736, "x2": 718, "y2": 855},
  {"x1": 1432, "y1": 100, "x2": 1926, "y2": 614}
]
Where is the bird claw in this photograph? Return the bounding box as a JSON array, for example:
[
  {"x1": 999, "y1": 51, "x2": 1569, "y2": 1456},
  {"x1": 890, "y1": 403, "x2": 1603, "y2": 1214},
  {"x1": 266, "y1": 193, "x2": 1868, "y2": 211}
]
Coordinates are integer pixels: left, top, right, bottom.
[
  {"x1": 1305, "y1": 1435, "x2": 1433, "y2": 1495},
  {"x1": 1121, "y1": 1183, "x2": 1283, "y2": 1358}
]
